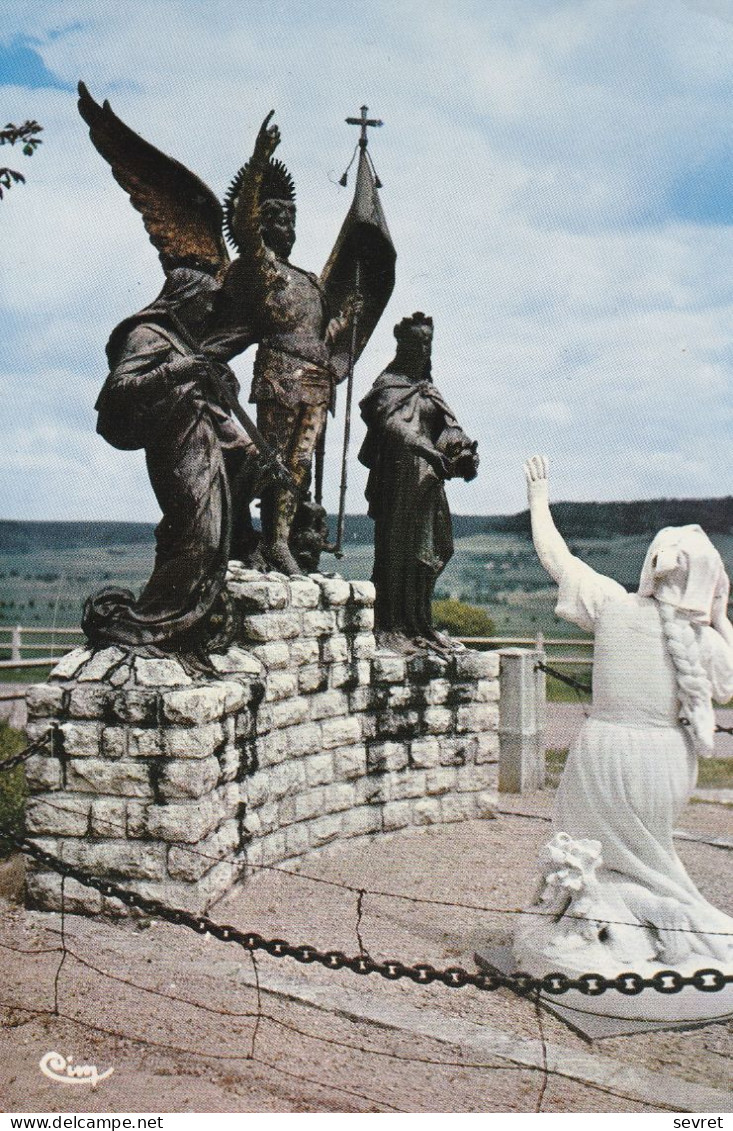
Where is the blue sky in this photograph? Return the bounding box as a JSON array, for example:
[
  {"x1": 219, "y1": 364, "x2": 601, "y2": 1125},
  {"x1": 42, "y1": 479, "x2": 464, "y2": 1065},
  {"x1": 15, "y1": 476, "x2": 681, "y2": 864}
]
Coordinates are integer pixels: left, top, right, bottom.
[{"x1": 0, "y1": 0, "x2": 731, "y2": 520}]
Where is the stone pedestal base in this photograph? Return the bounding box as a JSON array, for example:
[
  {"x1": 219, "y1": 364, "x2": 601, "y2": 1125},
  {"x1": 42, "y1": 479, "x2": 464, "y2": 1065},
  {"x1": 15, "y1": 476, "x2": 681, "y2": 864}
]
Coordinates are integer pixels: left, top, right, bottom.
[{"x1": 25, "y1": 570, "x2": 500, "y2": 915}]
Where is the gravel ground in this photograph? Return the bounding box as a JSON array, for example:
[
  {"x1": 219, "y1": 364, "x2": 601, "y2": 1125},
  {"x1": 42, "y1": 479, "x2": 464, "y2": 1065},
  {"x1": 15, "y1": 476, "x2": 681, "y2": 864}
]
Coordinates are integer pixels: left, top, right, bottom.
[{"x1": 1, "y1": 788, "x2": 731, "y2": 1114}]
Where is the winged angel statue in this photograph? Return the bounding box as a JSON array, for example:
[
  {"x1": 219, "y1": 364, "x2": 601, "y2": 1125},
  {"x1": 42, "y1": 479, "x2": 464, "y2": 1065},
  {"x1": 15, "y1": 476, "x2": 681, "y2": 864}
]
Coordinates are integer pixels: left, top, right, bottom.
[{"x1": 77, "y1": 83, "x2": 394, "y2": 652}]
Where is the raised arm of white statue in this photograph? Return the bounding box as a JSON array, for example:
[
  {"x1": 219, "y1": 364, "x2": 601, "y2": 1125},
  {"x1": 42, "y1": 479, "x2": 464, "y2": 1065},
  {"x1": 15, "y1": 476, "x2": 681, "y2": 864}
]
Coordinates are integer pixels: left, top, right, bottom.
[{"x1": 524, "y1": 455, "x2": 576, "y2": 584}]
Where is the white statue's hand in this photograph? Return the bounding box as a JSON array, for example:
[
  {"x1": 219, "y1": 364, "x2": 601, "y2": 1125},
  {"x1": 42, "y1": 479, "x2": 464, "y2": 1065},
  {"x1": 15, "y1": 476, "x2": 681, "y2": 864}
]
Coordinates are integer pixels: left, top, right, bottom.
[{"x1": 524, "y1": 454, "x2": 549, "y2": 503}]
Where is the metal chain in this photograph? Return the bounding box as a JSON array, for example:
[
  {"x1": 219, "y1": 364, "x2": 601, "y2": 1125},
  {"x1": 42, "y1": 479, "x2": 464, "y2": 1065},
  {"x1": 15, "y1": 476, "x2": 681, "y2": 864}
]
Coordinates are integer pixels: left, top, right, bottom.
[
  {"x1": 535, "y1": 660, "x2": 592, "y2": 696},
  {"x1": 11, "y1": 832, "x2": 732, "y2": 998},
  {"x1": 0, "y1": 727, "x2": 54, "y2": 773},
  {"x1": 536, "y1": 661, "x2": 732, "y2": 734}
]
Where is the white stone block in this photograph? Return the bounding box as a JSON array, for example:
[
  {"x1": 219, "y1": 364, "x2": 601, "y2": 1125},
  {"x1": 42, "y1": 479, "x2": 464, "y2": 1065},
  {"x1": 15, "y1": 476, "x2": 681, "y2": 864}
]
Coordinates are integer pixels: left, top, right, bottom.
[
  {"x1": 456, "y1": 704, "x2": 499, "y2": 734},
  {"x1": 342, "y1": 806, "x2": 381, "y2": 837},
  {"x1": 144, "y1": 798, "x2": 220, "y2": 843},
  {"x1": 301, "y1": 609, "x2": 337, "y2": 637},
  {"x1": 290, "y1": 638, "x2": 320, "y2": 666},
  {"x1": 321, "y1": 715, "x2": 362, "y2": 749},
  {"x1": 284, "y1": 822, "x2": 310, "y2": 857},
  {"x1": 292, "y1": 787, "x2": 324, "y2": 822},
  {"x1": 24, "y1": 753, "x2": 62, "y2": 791},
  {"x1": 241, "y1": 611, "x2": 301, "y2": 642},
  {"x1": 352, "y1": 634, "x2": 377, "y2": 660},
  {"x1": 209, "y1": 647, "x2": 262, "y2": 676},
  {"x1": 304, "y1": 752, "x2": 334, "y2": 787},
  {"x1": 135, "y1": 657, "x2": 192, "y2": 686},
  {"x1": 289, "y1": 577, "x2": 321, "y2": 608},
  {"x1": 424, "y1": 679, "x2": 451, "y2": 706},
  {"x1": 475, "y1": 732, "x2": 500, "y2": 763},
  {"x1": 455, "y1": 650, "x2": 500, "y2": 679},
  {"x1": 286, "y1": 722, "x2": 323, "y2": 757},
  {"x1": 60, "y1": 722, "x2": 101, "y2": 757},
  {"x1": 321, "y1": 635, "x2": 349, "y2": 663},
  {"x1": 271, "y1": 696, "x2": 309, "y2": 729},
  {"x1": 162, "y1": 685, "x2": 230, "y2": 726},
  {"x1": 367, "y1": 740, "x2": 408, "y2": 772},
  {"x1": 26, "y1": 684, "x2": 65, "y2": 719},
  {"x1": 249, "y1": 641, "x2": 291, "y2": 668},
  {"x1": 264, "y1": 671, "x2": 299, "y2": 702},
  {"x1": 383, "y1": 801, "x2": 412, "y2": 830},
  {"x1": 159, "y1": 756, "x2": 221, "y2": 800},
  {"x1": 309, "y1": 814, "x2": 342, "y2": 846},
  {"x1": 373, "y1": 655, "x2": 406, "y2": 683},
  {"x1": 426, "y1": 767, "x2": 458, "y2": 795},
  {"x1": 49, "y1": 647, "x2": 92, "y2": 681},
  {"x1": 424, "y1": 706, "x2": 453, "y2": 734},
  {"x1": 476, "y1": 678, "x2": 501, "y2": 703},
  {"x1": 298, "y1": 664, "x2": 327, "y2": 693},
  {"x1": 329, "y1": 663, "x2": 351, "y2": 688},
  {"x1": 409, "y1": 736, "x2": 441, "y2": 768},
  {"x1": 26, "y1": 871, "x2": 102, "y2": 914},
  {"x1": 167, "y1": 820, "x2": 240, "y2": 881},
  {"x1": 162, "y1": 723, "x2": 225, "y2": 759},
  {"x1": 64, "y1": 838, "x2": 167, "y2": 881},
  {"x1": 90, "y1": 797, "x2": 127, "y2": 837},
  {"x1": 413, "y1": 798, "x2": 441, "y2": 825},
  {"x1": 317, "y1": 577, "x2": 351, "y2": 606},
  {"x1": 67, "y1": 758, "x2": 152, "y2": 798},
  {"x1": 389, "y1": 771, "x2": 427, "y2": 800},
  {"x1": 128, "y1": 727, "x2": 162, "y2": 758},
  {"x1": 26, "y1": 795, "x2": 91, "y2": 836},
  {"x1": 349, "y1": 580, "x2": 376, "y2": 606},
  {"x1": 309, "y1": 689, "x2": 348, "y2": 720},
  {"x1": 322, "y1": 782, "x2": 355, "y2": 812},
  {"x1": 77, "y1": 647, "x2": 127, "y2": 682},
  {"x1": 333, "y1": 744, "x2": 367, "y2": 780},
  {"x1": 440, "y1": 793, "x2": 477, "y2": 823}
]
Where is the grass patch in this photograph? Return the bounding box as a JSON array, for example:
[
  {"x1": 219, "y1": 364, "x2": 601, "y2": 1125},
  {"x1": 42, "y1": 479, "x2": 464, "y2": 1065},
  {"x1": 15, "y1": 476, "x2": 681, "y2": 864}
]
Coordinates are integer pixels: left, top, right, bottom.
[
  {"x1": 544, "y1": 747, "x2": 733, "y2": 791},
  {"x1": 545, "y1": 747, "x2": 569, "y2": 788},
  {"x1": 0, "y1": 721, "x2": 27, "y2": 858},
  {"x1": 544, "y1": 665, "x2": 592, "y2": 703},
  {"x1": 696, "y1": 757, "x2": 733, "y2": 790}
]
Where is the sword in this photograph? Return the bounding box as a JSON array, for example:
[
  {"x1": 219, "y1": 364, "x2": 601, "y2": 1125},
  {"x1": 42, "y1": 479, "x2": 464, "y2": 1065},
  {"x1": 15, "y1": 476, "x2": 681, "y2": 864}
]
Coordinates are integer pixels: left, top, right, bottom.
[{"x1": 199, "y1": 355, "x2": 299, "y2": 494}]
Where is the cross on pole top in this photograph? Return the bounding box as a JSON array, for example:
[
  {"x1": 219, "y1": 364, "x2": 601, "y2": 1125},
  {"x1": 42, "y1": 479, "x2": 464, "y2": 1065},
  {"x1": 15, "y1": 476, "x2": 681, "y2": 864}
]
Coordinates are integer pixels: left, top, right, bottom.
[{"x1": 345, "y1": 105, "x2": 383, "y2": 149}]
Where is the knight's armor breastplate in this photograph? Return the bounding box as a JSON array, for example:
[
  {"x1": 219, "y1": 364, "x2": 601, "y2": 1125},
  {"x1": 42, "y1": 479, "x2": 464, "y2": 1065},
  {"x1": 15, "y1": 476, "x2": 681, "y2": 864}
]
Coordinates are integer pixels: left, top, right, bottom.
[{"x1": 252, "y1": 262, "x2": 334, "y2": 406}]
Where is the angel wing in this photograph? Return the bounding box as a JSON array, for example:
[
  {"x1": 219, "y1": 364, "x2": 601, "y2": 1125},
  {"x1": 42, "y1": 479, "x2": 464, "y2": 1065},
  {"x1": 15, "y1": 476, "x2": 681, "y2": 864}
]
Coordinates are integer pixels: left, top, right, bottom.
[{"x1": 78, "y1": 82, "x2": 229, "y2": 279}]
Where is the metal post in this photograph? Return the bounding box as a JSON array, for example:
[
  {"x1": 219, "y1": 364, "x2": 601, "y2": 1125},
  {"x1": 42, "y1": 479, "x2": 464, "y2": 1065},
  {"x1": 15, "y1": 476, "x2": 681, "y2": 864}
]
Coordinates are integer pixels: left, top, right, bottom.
[
  {"x1": 11, "y1": 625, "x2": 22, "y2": 663},
  {"x1": 498, "y1": 647, "x2": 546, "y2": 793}
]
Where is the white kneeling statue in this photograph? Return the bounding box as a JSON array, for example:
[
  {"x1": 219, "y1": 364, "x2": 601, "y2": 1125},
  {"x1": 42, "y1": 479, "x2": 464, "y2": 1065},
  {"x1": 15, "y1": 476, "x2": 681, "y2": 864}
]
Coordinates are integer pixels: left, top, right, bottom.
[{"x1": 514, "y1": 456, "x2": 733, "y2": 1021}]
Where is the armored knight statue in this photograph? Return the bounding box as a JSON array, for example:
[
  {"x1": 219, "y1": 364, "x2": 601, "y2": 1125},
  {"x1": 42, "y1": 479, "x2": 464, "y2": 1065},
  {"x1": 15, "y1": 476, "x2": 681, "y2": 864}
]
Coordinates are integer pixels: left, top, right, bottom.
[
  {"x1": 359, "y1": 312, "x2": 479, "y2": 655},
  {"x1": 219, "y1": 112, "x2": 394, "y2": 574}
]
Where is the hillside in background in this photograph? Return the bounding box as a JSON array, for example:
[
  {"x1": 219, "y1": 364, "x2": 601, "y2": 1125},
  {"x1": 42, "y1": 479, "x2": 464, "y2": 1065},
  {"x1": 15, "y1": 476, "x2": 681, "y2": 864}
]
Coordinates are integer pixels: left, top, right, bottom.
[
  {"x1": 487, "y1": 497, "x2": 733, "y2": 538},
  {"x1": 2, "y1": 497, "x2": 731, "y2": 554}
]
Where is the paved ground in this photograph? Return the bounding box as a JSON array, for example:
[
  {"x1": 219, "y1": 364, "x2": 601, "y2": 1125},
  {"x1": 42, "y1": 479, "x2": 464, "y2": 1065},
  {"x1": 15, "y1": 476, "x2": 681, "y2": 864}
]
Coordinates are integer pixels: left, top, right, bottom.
[{"x1": 1, "y1": 789, "x2": 731, "y2": 1114}]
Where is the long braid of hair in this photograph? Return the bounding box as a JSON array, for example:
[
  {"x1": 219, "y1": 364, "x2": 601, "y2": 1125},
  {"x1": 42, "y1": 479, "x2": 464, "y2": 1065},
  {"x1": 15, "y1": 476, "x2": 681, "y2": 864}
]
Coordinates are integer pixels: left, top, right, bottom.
[{"x1": 658, "y1": 601, "x2": 715, "y2": 755}]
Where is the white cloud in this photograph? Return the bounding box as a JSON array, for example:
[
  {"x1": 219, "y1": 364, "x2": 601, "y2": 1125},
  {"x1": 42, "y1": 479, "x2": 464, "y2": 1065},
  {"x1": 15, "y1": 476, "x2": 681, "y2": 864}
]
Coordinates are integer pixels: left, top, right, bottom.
[{"x1": 1, "y1": 0, "x2": 731, "y2": 523}]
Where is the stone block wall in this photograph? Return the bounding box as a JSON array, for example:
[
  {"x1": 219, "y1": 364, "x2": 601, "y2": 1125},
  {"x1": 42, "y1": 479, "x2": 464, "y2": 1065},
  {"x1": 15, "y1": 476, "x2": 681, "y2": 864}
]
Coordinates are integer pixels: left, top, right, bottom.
[{"x1": 24, "y1": 568, "x2": 499, "y2": 915}]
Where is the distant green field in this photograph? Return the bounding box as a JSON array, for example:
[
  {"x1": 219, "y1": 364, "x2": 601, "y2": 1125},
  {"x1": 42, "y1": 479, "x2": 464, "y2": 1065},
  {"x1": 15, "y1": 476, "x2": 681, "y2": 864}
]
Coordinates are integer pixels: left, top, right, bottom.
[{"x1": 1, "y1": 527, "x2": 731, "y2": 647}]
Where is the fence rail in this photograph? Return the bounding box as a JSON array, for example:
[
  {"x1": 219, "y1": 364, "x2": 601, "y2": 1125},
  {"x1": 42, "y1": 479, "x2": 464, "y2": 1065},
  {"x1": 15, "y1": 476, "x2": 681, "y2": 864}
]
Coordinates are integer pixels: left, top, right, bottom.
[{"x1": 0, "y1": 624, "x2": 595, "y2": 673}]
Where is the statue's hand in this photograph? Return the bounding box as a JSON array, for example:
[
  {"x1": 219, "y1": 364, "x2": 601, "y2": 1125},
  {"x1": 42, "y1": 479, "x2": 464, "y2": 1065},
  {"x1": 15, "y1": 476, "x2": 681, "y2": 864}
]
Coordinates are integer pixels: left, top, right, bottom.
[
  {"x1": 524, "y1": 454, "x2": 550, "y2": 502},
  {"x1": 340, "y1": 293, "x2": 364, "y2": 324},
  {"x1": 254, "y1": 110, "x2": 280, "y2": 162}
]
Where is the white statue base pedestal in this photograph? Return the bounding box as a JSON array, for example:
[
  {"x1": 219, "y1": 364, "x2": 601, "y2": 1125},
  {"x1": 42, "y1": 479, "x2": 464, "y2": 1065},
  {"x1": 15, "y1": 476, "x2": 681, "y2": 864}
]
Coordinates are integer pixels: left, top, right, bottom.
[{"x1": 475, "y1": 945, "x2": 733, "y2": 1040}]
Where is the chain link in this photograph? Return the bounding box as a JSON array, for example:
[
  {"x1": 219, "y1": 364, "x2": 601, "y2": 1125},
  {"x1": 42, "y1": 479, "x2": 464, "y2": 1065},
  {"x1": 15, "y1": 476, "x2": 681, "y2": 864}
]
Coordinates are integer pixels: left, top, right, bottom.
[
  {"x1": 0, "y1": 728, "x2": 54, "y2": 773},
  {"x1": 535, "y1": 660, "x2": 592, "y2": 696},
  {"x1": 10, "y1": 831, "x2": 733, "y2": 998}
]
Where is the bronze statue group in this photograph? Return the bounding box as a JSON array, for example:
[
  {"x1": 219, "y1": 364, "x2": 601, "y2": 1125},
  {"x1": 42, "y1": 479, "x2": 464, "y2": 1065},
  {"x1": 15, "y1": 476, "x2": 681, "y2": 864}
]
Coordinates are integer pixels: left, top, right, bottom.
[{"x1": 78, "y1": 85, "x2": 477, "y2": 659}]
